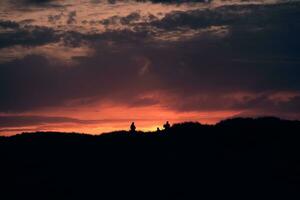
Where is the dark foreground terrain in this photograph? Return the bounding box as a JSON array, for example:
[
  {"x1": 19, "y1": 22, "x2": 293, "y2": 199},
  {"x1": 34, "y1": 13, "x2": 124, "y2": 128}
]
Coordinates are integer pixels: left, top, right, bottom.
[{"x1": 1, "y1": 117, "x2": 300, "y2": 199}]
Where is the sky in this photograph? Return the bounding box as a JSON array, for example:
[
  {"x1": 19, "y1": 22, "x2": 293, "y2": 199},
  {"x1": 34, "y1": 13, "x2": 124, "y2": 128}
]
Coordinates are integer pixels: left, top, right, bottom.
[{"x1": 0, "y1": 0, "x2": 300, "y2": 135}]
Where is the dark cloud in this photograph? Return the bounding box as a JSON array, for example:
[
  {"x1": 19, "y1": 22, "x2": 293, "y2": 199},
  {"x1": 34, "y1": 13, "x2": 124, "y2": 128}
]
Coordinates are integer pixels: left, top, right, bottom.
[
  {"x1": 110, "y1": 0, "x2": 209, "y2": 3},
  {"x1": 0, "y1": 128, "x2": 40, "y2": 133},
  {"x1": 145, "y1": 2, "x2": 300, "y2": 91},
  {"x1": 118, "y1": 12, "x2": 140, "y2": 25},
  {"x1": 0, "y1": 115, "x2": 101, "y2": 128},
  {"x1": 99, "y1": 12, "x2": 158, "y2": 27},
  {"x1": 166, "y1": 93, "x2": 300, "y2": 114},
  {"x1": 67, "y1": 11, "x2": 77, "y2": 24},
  {"x1": 48, "y1": 13, "x2": 64, "y2": 23},
  {"x1": 151, "y1": 2, "x2": 300, "y2": 30},
  {"x1": 0, "y1": 20, "x2": 20, "y2": 29},
  {"x1": 0, "y1": 47, "x2": 151, "y2": 112},
  {"x1": 0, "y1": 23, "x2": 59, "y2": 48},
  {"x1": 16, "y1": 0, "x2": 209, "y2": 6},
  {"x1": 128, "y1": 97, "x2": 160, "y2": 107},
  {"x1": 0, "y1": 55, "x2": 65, "y2": 112},
  {"x1": 24, "y1": 0, "x2": 55, "y2": 3},
  {"x1": 0, "y1": 1, "x2": 300, "y2": 120},
  {"x1": 148, "y1": 0, "x2": 209, "y2": 2},
  {"x1": 12, "y1": 0, "x2": 60, "y2": 6}
]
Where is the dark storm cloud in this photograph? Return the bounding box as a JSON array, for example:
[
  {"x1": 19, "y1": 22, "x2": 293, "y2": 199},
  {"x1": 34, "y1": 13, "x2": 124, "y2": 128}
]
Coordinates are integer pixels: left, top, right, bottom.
[{"x1": 0, "y1": 1, "x2": 300, "y2": 118}]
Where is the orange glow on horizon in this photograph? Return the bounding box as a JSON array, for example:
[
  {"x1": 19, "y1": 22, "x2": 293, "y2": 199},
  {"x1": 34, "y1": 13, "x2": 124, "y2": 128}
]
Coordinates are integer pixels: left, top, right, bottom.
[{"x1": 0, "y1": 103, "x2": 240, "y2": 136}]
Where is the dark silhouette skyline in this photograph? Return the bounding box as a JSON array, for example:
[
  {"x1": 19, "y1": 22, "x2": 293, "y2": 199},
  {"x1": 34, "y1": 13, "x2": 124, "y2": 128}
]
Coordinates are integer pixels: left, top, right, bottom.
[{"x1": 1, "y1": 117, "x2": 300, "y2": 199}]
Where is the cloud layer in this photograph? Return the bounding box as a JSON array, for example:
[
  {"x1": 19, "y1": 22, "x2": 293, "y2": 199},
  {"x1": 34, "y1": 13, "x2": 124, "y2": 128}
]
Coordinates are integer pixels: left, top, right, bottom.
[{"x1": 0, "y1": 0, "x2": 299, "y2": 133}]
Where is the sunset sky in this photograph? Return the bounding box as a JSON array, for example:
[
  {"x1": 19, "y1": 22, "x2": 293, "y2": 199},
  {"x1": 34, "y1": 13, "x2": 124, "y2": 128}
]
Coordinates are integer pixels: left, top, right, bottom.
[{"x1": 0, "y1": 0, "x2": 300, "y2": 135}]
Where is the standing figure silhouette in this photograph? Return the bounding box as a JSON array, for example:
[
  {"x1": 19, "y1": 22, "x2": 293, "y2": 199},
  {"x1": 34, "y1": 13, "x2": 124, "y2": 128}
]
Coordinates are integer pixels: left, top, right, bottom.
[
  {"x1": 163, "y1": 121, "x2": 171, "y2": 130},
  {"x1": 130, "y1": 122, "x2": 136, "y2": 133}
]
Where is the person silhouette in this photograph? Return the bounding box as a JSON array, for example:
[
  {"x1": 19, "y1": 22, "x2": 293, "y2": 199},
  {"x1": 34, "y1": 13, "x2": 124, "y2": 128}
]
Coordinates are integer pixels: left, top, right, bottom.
[
  {"x1": 130, "y1": 122, "x2": 136, "y2": 133},
  {"x1": 163, "y1": 121, "x2": 171, "y2": 130}
]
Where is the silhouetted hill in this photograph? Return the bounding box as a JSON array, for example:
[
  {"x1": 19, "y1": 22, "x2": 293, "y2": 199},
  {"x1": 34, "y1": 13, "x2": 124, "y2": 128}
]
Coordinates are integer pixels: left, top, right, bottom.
[{"x1": 1, "y1": 117, "x2": 300, "y2": 199}]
